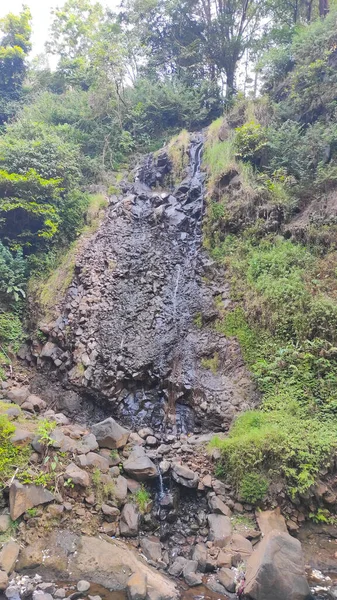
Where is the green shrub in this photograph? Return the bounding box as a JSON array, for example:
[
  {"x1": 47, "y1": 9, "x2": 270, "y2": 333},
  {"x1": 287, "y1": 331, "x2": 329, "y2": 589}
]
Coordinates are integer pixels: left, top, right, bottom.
[
  {"x1": 0, "y1": 312, "x2": 23, "y2": 350},
  {"x1": 234, "y1": 121, "x2": 268, "y2": 167},
  {"x1": 240, "y1": 473, "x2": 269, "y2": 504}
]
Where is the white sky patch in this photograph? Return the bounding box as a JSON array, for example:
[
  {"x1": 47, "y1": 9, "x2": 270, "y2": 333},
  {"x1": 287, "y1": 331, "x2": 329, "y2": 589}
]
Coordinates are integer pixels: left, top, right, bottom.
[{"x1": 0, "y1": 0, "x2": 119, "y2": 57}]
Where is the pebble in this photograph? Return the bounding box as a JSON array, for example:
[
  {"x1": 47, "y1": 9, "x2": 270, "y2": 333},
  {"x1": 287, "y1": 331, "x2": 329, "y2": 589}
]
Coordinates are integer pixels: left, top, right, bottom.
[{"x1": 77, "y1": 581, "x2": 91, "y2": 593}]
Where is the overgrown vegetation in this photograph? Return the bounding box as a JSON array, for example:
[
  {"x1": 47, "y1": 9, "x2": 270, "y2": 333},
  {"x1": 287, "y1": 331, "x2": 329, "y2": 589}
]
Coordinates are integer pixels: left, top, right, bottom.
[{"x1": 206, "y1": 8, "x2": 337, "y2": 504}]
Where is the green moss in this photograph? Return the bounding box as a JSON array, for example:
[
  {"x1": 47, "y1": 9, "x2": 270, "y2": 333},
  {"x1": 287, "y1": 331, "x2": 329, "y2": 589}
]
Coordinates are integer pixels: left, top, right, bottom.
[
  {"x1": 0, "y1": 415, "x2": 31, "y2": 487},
  {"x1": 201, "y1": 352, "x2": 219, "y2": 374}
]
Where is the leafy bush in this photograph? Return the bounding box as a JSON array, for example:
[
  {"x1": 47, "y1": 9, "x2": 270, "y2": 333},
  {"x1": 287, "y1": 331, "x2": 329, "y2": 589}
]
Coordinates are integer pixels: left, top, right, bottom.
[
  {"x1": 235, "y1": 121, "x2": 268, "y2": 167},
  {"x1": 0, "y1": 242, "x2": 27, "y2": 304},
  {"x1": 0, "y1": 312, "x2": 23, "y2": 349},
  {"x1": 240, "y1": 473, "x2": 269, "y2": 504}
]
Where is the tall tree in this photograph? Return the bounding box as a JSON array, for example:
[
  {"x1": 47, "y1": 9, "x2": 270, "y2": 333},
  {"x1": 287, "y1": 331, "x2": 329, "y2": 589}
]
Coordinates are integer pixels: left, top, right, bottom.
[{"x1": 0, "y1": 6, "x2": 32, "y2": 126}]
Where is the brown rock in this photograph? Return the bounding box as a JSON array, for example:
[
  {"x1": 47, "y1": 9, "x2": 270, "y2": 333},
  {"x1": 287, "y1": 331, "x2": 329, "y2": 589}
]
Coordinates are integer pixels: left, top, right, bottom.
[
  {"x1": 64, "y1": 463, "x2": 90, "y2": 487},
  {"x1": 0, "y1": 514, "x2": 11, "y2": 533},
  {"x1": 218, "y1": 567, "x2": 236, "y2": 592},
  {"x1": 123, "y1": 448, "x2": 157, "y2": 482},
  {"x1": 79, "y1": 452, "x2": 109, "y2": 473},
  {"x1": 11, "y1": 428, "x2": 35, "y2": 446},
  {"x1": 0, "y1": 541, "x2": 20, "y2": 574},
  {"x1": 9, "y1": 480, "x2": 55, "y2": 520},
  {"x1": 0, "y1": 570, "x2": 8, "y2": 591},
  {"x1": 127, "y1": 571, "x2": 147, "y2": 600},
  {"x1": 7, "y1": 386, "x2": 29, "y2": 405},
  {"x1": 256, "y1": 507, "x2": 287, "y2": 536},
  {"x1": 216, "y1": 551, "x2": 232, "y2": 568},
  {"x1": 101, "y1": 504, "x2": 120, "y2": 522}
]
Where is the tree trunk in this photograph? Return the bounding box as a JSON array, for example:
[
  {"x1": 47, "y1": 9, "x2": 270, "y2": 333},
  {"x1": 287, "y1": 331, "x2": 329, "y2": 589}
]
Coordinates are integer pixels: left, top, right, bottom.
[
  {"x1": 319, "y1": 0, "x2": 329, "y2": 17},
  {"x1": 225, "y1": 66, "x2": 236, "y2": 99}
]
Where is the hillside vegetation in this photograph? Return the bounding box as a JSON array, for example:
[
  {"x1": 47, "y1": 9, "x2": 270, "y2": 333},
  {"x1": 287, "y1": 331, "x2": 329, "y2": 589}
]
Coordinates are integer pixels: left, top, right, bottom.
[{"x1": 205, "y1": 10, "x2": 337, "y2": 511}]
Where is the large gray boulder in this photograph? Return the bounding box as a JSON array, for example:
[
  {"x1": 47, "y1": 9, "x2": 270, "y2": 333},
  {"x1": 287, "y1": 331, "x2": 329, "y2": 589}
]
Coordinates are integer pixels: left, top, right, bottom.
[
  {"x1": 171, "y1": 463, "x2": 198, "y2": 489},
  {"x1": 207, "y1": 514, "x2": 232, "y2": 548},
  {"x1": 123, "y1": 447, "x2": 157, "y2": 481},
  {"x1": 243, "y1": 531, "x2": 312, "y2": 600},
  {"x1": 120, "y1": 503, "x2": 139, "y2": 537},
  {"x1": 91, "y1": 418, "x2": 130, "y2": 449}
]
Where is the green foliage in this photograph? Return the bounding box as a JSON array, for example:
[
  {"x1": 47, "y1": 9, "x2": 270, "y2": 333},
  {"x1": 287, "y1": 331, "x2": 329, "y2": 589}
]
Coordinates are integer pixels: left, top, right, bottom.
[
  {"x1": 0, "y1": 312, "x2": 24, "y2": 351},
  {"x1": 0, "y1": 241, "x2": 27, "y2": 304},
  {"x1": 239, "y1": 473, "x2": 269, "y2": 504},
  {"x1": 235, "y1": 121, "x2": 268, "y2": 167},
  {"x1": 133, "y1": 485, "x2": 151, "y2": 514},
  {"x1": 0, "y1": 415, "x2": 30, "y2": 487},
  {"x1": 37, "y1": 419, "x2": 55, "y2": 447},
  {"x1": 0, "y1": 7, "x2": 32, "y2": 125}
]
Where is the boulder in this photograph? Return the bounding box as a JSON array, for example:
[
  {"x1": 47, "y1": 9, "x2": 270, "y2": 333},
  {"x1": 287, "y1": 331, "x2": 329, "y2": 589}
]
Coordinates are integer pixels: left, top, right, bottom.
[
  {"x1": 212, "y1": 479, "x2": 228, "y2": 496},
  {"x1": 256, "y1": 507, "x2": 287, "y2": 537},
  {"x1": 0, "y1": 570, "x2": 8, "y2": 591},
  {"x1": 65, "y1": 463, "x2": 90, "y2": 487},
  {"x1": 120, "y1": 504, "x2": 139, "y2": 537},
  {"x1": 0, "y1": 541, "x2": 20, "y2": 574},
  {"x1": 6, "y1": 387, "x2": 29, "y2": 406},
  {"x1": 91, "y1": 418, "x2": 130, "y2": 449},
  {"x1": 11, "y1": 429, "x2": 35, "y2": 446},
  {"x1": 78, "y1": 452, "x2": 109, "y2": 473},
  {"x1": 140, "y1": 537, "x2": 162, "y2": 563},
  {"x1": 192, "y1": 543, "x2": 207, "y2": 573},
  {"x1": 207, "y1": 514, "x2": 232, "y2": 548},
  {"x1": 243, "y1": 531, "x2": 311, "y2": 600},
  {"x1": 168, "y1": 557, "x2": 188, "y2": 577},
  {"x1": 218, "y1": 567, "x2": 236, "y2": 593},
  {"x1": 127, "y1": 572, "x2": 147, "y2": 600},
  {"x1": 208, "y1": 495, "x2": 232, "y2": 516},
  {"x1": 26, "y1": 395, "x2": 47, "y2": 412},
  {"x1": 0, "y1": 514, "x2": 11, "y2": 533},
  {"x1": 114, "y1": 475, "x2": 128, "y2": 504},
  {"x1": 101, "y1": 504, "x2": 120, "y2": 522},
  {"x1": 17, "y1": 532, "x2": 178, "y2": 599},
  {"x1": 77, "y1": 434, "x2": 99, "y2": 454},
  {"x1": 227, "y1": 533, "x2": 253, "y2": 562},
  {"x1": 172, "y1": 464, "x2": 198, "y2": 489},
  {"x1": 123, "y1": 448, "x2": 157, "y2": 482},
  {"x1": 9, "y1": 480, "x2": 55, "y2": 520}
]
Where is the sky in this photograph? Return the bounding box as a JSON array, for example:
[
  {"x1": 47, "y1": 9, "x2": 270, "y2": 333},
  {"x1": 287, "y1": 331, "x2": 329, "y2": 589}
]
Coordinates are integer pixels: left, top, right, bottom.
[{"x1": 0, "y1": 0, "x2": 119, "y2": 57}]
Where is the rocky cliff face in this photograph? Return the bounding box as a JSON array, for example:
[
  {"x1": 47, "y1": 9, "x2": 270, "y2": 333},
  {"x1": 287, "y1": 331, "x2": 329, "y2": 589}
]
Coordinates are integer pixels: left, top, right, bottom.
[{"x1": 31, "y1": 134, "x2": 257, "y2": 434}]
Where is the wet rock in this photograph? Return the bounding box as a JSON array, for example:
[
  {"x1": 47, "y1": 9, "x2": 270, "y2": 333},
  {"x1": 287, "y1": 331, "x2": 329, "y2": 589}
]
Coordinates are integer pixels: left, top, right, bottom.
[
  {"x1": 0, "y1": 570, "x2": 8, "y2": 591},
  {"x1": 91, "y1": 418, "x2": 130, "y2": 449},
  {"x1": 127, "y1": 571, "x2": 147, "y2": 600},
  {"x1": 159, "y1": 460, "x2": 170, "y2": 474},
  {"x1": 9, "y1": 480, "x2": 55, "y2": 520},
  {"x1": 172, "y1": 464, "x2": 198, "y2": 489},
  {"x1": 206, "y1": 576, "x2": 227, "y2": 596},
  {"x1": 120, "y1": 503, "x2": 139, "y2": 537},
  {"x1": 168, "y1": 557, "x2": 188, "y2": 577},
  {"x1": 218, "y1": 567, "x2": 236, "y2": 593},
  {"x1": 77, "y1": 581, "x2": 90, "y2": 593},
  {"x1": 0, "y1": 514, "x2": 11, "y2": 533},
  {"x1": 0, "y1": 541, "x2": 20, "y2": 574},
  {"x1": 123, "y1": 448, "x2": 157, "y2": 481},
  {"x1": 208, "y1": 495, "x2": 232, "y2": 516},
  {"x1": 207, "y1": 514, "x2": 232, "y2": 548},
  {"x1": 244, "y1": 531, "x2": 311, "y2": 600},
  {"x1": 140, "y1": 537, "x2": 162, "y2": 563},
  {"x1": 64, "y1": 463, "x2": 90, "y2": 487},
  {"x1": 256, "y1": 507, "x2": 287, "y2": 536}
]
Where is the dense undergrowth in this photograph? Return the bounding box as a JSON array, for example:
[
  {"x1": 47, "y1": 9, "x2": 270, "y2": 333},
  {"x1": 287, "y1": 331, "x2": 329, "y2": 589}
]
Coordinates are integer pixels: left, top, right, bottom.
[{"x1": 205, "y1": 10, "x2": 337, "y2": 507}]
